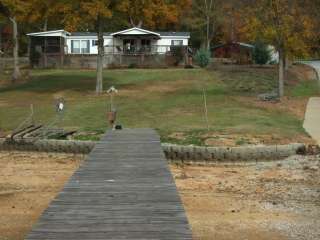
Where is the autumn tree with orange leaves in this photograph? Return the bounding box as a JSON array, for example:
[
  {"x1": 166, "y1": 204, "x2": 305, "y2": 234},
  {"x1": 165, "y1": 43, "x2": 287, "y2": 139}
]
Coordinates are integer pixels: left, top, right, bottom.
[
  {"x1": 242, "y1": 0, "x2": 316, "y2": 97},
  {"x1": 59, "y1": 0, "x2": 116, "y2": 94},
  {"x1": 0, "y1": 0, "x2": 30, "y2": 82},
  {"x1": 117, "y1": 0, "x2": 190, "y2": 30}
]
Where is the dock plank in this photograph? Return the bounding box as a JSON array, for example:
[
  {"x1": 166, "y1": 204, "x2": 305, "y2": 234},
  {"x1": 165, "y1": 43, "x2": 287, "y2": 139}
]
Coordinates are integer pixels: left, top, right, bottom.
[{"x1": 26, "y1": 129, "x2": 192, "y2": 239}]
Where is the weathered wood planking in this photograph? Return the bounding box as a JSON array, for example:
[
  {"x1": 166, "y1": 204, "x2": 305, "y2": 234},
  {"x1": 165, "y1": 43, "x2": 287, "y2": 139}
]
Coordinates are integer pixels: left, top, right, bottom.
[{"x1": 26, "y1": 128, "x2": 192, "y2": 240}]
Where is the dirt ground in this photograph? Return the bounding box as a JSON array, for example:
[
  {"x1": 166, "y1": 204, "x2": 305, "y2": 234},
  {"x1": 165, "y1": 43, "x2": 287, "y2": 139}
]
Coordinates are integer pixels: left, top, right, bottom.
[
  {"x1": 0, "y1": 151, "x2": 319, "y2": 240},
  {"x1": 171, "y1": 156, "x2": 320, "y2": 240},
  {"x1": 0, "y1": 151, "x2": 84, "y2": 240}
]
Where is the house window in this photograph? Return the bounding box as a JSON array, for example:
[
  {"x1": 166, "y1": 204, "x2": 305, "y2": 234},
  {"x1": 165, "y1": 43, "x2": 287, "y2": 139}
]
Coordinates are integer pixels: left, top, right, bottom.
[
  {"x1": 71, "y1": 40, "x2": 80, "y2": 54},
  {"x1": 92, "y1": 40, "x2": 98, "y2": 46},
  {"x1": 171, "y1": 40, "x2": 183, "y2": 46},
  {"x1": 81, "y1": 40, "x2": 90, "y2": 54},
  {"x1": 71, "y1": 40, "x2": 90, "y2": 54}
]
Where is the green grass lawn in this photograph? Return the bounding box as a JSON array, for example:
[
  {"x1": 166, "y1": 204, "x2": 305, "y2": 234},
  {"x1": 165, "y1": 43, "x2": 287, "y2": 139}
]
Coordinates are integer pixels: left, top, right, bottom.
[{"x1": 0, "y1": 67, "x2": 318, "y2": 145}]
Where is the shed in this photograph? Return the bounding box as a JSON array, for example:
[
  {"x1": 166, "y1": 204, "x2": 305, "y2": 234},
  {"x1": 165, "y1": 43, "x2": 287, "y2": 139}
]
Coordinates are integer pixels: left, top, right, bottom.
[{"x1": 212, "y1": 42, "x2": 254, "y2": 64}]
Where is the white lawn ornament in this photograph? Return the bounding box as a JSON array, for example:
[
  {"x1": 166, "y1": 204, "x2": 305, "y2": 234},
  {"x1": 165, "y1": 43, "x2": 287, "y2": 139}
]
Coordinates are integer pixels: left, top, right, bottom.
[
  {"x1": 58, "y1": 102, "x2": 64, "y2": 111},
  {"x1": 56, "y1": 98, "x2": 65, "y2": 113}
]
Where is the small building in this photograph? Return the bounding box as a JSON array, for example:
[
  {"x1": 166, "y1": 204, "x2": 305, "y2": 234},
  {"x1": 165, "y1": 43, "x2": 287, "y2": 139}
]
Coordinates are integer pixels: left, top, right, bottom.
[
  {"x1": 212, "y1": 42, "x2": 254, "y2": 64},
  {"x1": 27, "y1": 27, "x2": 190, "y2": 68}
]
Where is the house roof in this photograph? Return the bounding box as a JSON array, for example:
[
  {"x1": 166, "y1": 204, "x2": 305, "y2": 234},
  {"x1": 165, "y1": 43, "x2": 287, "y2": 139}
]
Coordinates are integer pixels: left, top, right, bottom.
[
  {"x1": 28, "y1": 28, "x2": 190, "y2": 38},
  {"x1": 111, "y1": 27, "x2": 161, "y2": 37},
  {"x1": 212, "y1": 42, "x2": 254, "y2": 50},
  {"x1": 156, "y1": 32, "x2": 190, "y2": 37},
  {"x1": 27, "y1": 29, "x2": 70, "y2": 37},
  {"x1": 70, "y1": 31, "x2": 190, "y2": 37},
  {"x1": 70, "y1": 32, "x2": 110, "y2": 37}
]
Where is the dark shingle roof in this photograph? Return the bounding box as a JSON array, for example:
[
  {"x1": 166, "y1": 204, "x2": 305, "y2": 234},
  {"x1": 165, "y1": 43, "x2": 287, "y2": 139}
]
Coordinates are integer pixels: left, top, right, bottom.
[
  {"x1": 156, "y1": 32, "x2": 190, "y2": 37},
  {"x1": 70, "y1": 32, "x2": 110, "y2": 36}
]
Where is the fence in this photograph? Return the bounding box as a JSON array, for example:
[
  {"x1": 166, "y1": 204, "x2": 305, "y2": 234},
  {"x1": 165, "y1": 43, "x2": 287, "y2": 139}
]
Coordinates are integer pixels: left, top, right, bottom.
[{"x1": 0, "y1": 57, "x2": 29, "y2": 70}]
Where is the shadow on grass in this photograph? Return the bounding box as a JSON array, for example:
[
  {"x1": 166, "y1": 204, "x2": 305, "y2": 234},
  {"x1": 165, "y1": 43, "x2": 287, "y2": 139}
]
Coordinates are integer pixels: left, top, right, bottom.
[{"x1": 0, "y1": 70, "x2": 157, "y2": 93}]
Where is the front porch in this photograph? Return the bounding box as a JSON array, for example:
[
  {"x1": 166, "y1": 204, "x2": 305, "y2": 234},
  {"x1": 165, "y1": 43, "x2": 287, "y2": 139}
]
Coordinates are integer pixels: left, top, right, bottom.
[{"x1": 104, "y1": 44, "x2": 187, "y2": 55}]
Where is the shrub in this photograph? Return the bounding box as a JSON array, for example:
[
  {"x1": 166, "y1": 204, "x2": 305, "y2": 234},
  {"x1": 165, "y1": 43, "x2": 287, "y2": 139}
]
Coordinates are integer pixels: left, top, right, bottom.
[
  {"x1": 253, "y1": 41, "x2": 271, "y2": 65},
  {"x1": 128, "y1": 63, "x2": 137, "y2": 68},
  {"x1": 195, "y1": 49, "x2": 210, "y2": 68}
]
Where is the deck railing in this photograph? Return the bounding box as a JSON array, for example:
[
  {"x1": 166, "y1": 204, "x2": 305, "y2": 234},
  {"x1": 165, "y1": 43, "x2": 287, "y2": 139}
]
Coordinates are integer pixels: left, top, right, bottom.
[{"x1": 104, "y1": 45, "x2": 188, "y2": 55}]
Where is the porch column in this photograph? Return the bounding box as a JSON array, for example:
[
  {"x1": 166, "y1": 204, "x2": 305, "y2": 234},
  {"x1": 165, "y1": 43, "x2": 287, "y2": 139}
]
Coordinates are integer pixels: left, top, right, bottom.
[
  {"x1": 60, "y1": 37, "x2": 64, "y2": 67},
  {"x1": 44, "y1": 37, "x2": 48, "y2": 68}
]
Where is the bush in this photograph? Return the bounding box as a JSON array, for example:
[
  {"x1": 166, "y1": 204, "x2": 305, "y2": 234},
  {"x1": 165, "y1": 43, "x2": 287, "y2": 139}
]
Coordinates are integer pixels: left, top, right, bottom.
[
  {"x1": 128, "y1": 63, "x2": 137, "y2": 68},
  {"x1": 195, "y1": 49, "x2": 210, "y2": 68},
  {"x1": 253, "y1": 41, "x2": 271, "y2": 65},
  {"x1": 171, "y1": 46, "x2": 185, "y2": 66}
]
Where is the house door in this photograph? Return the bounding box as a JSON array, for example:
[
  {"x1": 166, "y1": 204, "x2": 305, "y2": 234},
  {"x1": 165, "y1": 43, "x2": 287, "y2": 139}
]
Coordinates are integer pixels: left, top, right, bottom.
[
  {"x1": 123, "y1": 39, "x2": 135, "y2": 53},
  {"x1": 141, "y1": 39, "x2": 151, "y2": 52}
]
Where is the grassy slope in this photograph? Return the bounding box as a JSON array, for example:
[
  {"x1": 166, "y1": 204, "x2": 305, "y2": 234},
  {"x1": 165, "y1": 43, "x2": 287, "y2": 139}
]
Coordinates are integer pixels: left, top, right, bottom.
[{"x1": 0, "y1": 67, "x2": 318, "y2": 145}]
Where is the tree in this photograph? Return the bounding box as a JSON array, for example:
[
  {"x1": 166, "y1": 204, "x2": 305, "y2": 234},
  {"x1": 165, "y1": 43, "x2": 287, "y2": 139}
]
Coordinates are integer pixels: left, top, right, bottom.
[
  {"x1": 117, "y1": 0, "x2": 184, "y2": 29},
  {"x1": 185, "y1": 0, "x2": 222, "y2": 50},
  {"x1": 195, "y1": 48, "x2": 210, "y2": 68},
  {"x1": 0, "y1": 1, "x2": 28, "y2": 82},
  {"x1": 61, "y1": 0, "x2": 115, "y2": 94},
  {"x1": 242, "y1": 0, "x2": 315, "y2": 97},
  {"x1": 253, "y1": 40, "x2": 271, "y2": 65},
  {"x1": 25, "y1": 0, "x2": 62, "y2": 31}
]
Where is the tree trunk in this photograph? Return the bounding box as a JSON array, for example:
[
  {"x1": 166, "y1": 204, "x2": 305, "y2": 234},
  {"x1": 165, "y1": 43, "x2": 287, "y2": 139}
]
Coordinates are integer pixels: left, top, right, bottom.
[
  {"x1": 10, "y1": 17, "x2": 20, "y2": 83},
  {"x1": 137, "y1": 20, "x2": 143, "y2": 28},
  {"x1": 278, "y1": 48, "x2": 284, "y2": 98},
  {"x1": 96, "y1": 15, "x2": 104, "y2": 94},
  {"x1": 43, "y1": 17, "x2": 48, "y2": 31},
  {"x1": 230, "y1": 8, "x2": 235, "y2": 42},
  {"x1": 206, "y1": 15, "x2": 210, "y2": 50}
]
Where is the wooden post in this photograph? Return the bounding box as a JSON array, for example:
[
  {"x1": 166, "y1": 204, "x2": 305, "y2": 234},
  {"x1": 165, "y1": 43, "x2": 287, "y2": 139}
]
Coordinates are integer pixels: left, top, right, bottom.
[
  {"x1": 28, "y1": 36, "x2": 32, "y2": 68},
  {"x1": 44, "y1": 37, "x2": 48, "y2": 68},
  {"x1": 185, "y1": 46, "x2": 188, "y2": 66},
  {"x1": 60, "y1": 37, "x2": 64, "y2": 67}
]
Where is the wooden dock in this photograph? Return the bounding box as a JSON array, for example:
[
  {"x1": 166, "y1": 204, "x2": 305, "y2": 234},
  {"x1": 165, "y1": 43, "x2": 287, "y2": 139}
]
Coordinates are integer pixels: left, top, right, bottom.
[{"x1": 26, "y1": 129, "x2": 192, "y2": 239}]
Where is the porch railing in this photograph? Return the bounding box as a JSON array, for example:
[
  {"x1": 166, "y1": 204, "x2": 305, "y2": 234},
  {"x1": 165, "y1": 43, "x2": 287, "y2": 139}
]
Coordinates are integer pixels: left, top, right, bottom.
[{"x1": 104, "y1": 45, "x2": 188, "y2": 55}]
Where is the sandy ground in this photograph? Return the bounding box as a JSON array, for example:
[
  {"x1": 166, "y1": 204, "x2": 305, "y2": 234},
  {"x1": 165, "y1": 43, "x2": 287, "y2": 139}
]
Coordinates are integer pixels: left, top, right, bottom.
[
  {"x1": 0, "y1": 151, "x2": 319, "y2": 240},
  {"x1": 171, "y1": 156, "x2": 320, "y2": 240},
  {"x1": 0, "y1": 151, "x2": 84, "y2": 240}
]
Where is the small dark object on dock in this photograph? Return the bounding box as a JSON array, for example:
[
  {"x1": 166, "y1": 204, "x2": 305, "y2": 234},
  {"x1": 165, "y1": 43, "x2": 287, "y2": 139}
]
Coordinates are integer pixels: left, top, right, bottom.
[{"x1": 115, "y1": 124, "x2": 122, "y2": 130}]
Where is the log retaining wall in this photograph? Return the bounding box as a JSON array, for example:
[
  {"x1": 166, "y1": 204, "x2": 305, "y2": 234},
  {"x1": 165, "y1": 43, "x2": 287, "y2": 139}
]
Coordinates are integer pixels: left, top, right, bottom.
[{"x1": 0, "y1": 139, "x2": 306, "y2": 162}]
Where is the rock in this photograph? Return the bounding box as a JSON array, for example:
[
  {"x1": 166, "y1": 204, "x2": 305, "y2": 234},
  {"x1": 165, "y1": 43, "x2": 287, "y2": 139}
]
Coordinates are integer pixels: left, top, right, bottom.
[
  {"x1": 258, "y1": 90, "x2": 279, "y2": 102},
  {"x1": 303, "y1": 166, "x2": 310, "y2": 170},
  {"x1": 309, "y1": 166, "x2": 319, "y2": 171}
]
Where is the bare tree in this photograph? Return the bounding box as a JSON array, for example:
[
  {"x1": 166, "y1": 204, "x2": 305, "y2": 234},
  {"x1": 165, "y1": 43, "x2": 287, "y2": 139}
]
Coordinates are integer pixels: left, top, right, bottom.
[
  {"x1": 0, "y1": 2, "x2": 21, "y2": 82},
  {"x1": 10, "y1": 16, "x2": 20, "y2": 82},
  {"x1": 191, "y1": 0, "x2": 222, "y2": 50}
]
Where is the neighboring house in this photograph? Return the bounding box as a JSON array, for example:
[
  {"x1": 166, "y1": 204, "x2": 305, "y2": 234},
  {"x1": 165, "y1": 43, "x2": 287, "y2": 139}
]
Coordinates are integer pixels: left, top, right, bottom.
[
  {"x1": 212, "y1": 42, "x2": 254, "y2": 64},
  {"x1": 27, "y1": 27, "x2": 190, "y2": 68}
]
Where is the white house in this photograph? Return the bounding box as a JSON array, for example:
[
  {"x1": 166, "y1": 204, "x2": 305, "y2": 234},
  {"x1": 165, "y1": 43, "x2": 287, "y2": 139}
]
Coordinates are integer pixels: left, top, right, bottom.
[{"x1": 27, "y1": 27, "x2": 190, "y2": 56}]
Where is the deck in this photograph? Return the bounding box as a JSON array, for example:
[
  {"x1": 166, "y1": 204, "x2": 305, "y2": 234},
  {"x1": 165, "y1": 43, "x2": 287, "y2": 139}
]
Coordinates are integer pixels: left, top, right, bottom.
[{"x1": 26, "y1": 129, "x2": 192, "y2": 239}]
